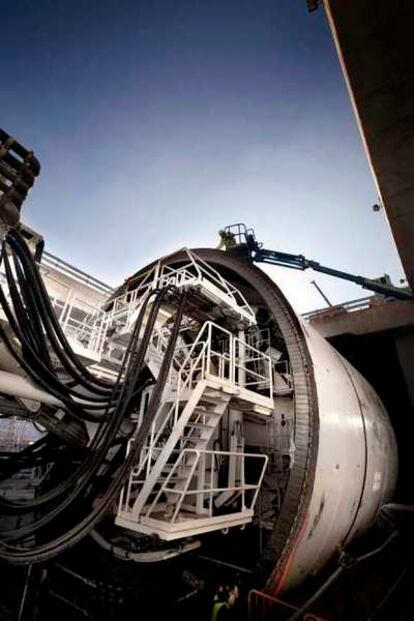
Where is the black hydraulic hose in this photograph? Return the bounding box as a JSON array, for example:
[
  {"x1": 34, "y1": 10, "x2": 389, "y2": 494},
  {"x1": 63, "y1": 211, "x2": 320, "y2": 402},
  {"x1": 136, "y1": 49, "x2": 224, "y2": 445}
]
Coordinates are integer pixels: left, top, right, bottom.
[
  {"x1": 0, "y1": 284, "x2": 167, "y2": 515},
  {"x1": 8, "y1": 233, "x2": 171, "y2": 413},
  {"x1": 0, "y1": 437, "x2": 52, "y2": 481},
  {"x1": 0, "y1": 254, "x2": 118, "y2": 416},
  {"x1": 2, "y1": 290, "x2": 184, "y2": 562},
  {"x1": 0, "y1": 445, "x2": 82, "y2": 512},
  {"x1": 0, "y1": 292, "x2": 186, "y2": 563},
  {"x1": 0, "y1": 287, "x2": 167, "y2": 536},
  {"x1": 2, "y1": 249, "x2": 44, "y2": 362},
  {"x1": 11, "y1": 250, "x2": 51, "y2": 366},
  {"x1": 0, "y1": 269, "x2": 108, "y2": 413},
  {"x1": 7, "y1": 230, "x2": 114, "y2": 391},
  {"x1": 7, "y1": 235, "x2": 162, "y2": 409},
  {"x1": 0, "y1": 229, "x2": 181, "y2": 556},
  {"x1": 0, "y1": 288, "x2": 157, "y2": 514},
  {"x1": 0, "y1": 435, "x2": 49, "y2": 462},
  {"x1": 6, "y1": 236, "x2": 107, "y2": 398},
  {"x1": 111, "y1": 291, "x2": 187, "y2": 487},
  {"x1": 0, "y1": 255, "x2": 156, "y2": 521},
  {"x1": 89, "y1": 292, "x2": 187, "y2": 500},
  {"x1": 4, "y1": 241, "x2": 114, "y2": 401},
  {"x1": 0, "y1": 320, "x2": 106, "y2": 423},
  {"x1": 0, "y1": 443, "x2": 81, "y2": 515},
  {"x1": 0, "y1": 441, "x2": 70, "y2": 489},
  {"x1": 0, "y1": 260, "x2": 98, "y2": 411}
]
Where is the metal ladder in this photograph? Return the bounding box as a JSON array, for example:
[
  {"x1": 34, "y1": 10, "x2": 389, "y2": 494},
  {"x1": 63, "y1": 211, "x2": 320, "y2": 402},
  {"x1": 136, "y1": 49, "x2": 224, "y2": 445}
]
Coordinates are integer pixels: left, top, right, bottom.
[{"x1": 137, "y1": 382, "x2": 231, "y2": 518}]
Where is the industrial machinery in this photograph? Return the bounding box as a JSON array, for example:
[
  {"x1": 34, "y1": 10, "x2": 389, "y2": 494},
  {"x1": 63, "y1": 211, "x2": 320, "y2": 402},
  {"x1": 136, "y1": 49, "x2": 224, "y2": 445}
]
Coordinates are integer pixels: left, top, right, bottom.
[
  {"x1": 0, "y1": 131, "x2": 399, "y2": 604},
  {"x1": 0, "y1": 129, "x2": 40, "y2": 230},
  {"x1": 219, "y1": 223, "x2": 414, "y2": 301}
]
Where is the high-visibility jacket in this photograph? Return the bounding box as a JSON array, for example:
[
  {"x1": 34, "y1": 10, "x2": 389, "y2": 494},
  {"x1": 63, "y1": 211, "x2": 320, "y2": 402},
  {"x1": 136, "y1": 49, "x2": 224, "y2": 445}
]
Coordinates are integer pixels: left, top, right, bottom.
[{"x1": 210, "y1": 601, "x2": 229, "y2": 621}]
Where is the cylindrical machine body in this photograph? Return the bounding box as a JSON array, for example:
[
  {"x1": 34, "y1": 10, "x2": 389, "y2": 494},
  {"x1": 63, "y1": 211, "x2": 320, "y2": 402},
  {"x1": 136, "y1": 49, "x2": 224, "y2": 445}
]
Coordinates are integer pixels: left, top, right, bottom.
[
  {"x1": 0, "y1": 246, "x2": 397, "y2": 596},
  {"x1": 267, "y1": 320, "x2": 397, "y2": 593},
  {"x1": 136, "y1": 248, "x2": 397, "y2": 593}
]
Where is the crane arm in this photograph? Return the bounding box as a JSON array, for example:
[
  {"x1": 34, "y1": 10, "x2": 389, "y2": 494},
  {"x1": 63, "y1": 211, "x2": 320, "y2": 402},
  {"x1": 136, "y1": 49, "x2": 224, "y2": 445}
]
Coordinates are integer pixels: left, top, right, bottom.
[
  {"x1": 222, "y1": 223, "x2": 414, "y2": 301},
  {"x1": 255, "y1": 248, "x2": 414, "y2": 300}
]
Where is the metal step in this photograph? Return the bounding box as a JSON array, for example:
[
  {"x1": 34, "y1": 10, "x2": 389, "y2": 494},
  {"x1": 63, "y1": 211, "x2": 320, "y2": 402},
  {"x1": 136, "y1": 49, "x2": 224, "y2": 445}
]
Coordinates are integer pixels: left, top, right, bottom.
[
  {"x1": 186, "y1": 422, "x2": 216, "y2": 430},
  {"x1": 131, "y1": 509, "x2": 255, "y2": 540},
  {"x1": 192, "y1": 409, "x2": 222, "y2": 418},
  {"x1": 181, "y1": 437, "x2": 208, "y2": 447},
  {"x1": 199, "y1": 392, "x2": 227, "y2": 404},
  {"x1": 162, "y1": 463, "x2": 196, "y2": 472},
  {"x1": 158, "y1": 476, "x2": 189, "y2": 484}
]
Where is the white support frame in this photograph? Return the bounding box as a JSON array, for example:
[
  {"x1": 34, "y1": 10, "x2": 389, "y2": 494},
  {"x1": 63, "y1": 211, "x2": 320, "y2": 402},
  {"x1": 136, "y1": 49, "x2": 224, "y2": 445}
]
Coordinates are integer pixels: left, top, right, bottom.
[
  {"x1": 116, "y1": 318, "x2": 273, "y2": 536},
  {"x1": 145, "y1": 448, "x2": 269, "y2": 524},
  {"x1": 64, "y1": 248, "x2": 258, "y2": 358}
]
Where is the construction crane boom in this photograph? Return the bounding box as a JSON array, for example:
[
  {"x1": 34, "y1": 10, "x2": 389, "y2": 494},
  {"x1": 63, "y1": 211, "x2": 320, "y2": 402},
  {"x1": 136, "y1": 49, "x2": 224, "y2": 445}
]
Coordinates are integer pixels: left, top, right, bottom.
[{"x1": 220, "y1": 223, "x2": 414, "y2": 301}]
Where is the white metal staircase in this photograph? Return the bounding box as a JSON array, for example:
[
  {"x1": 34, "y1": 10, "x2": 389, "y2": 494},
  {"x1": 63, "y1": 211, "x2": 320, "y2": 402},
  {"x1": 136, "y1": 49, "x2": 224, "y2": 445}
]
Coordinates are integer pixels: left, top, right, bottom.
[
  {"x1": 116, "y1": 320, "x2": 272, "y2": 540},
  {"x1": 51, "y1": 249, "x2": 276, "y2": 540}
]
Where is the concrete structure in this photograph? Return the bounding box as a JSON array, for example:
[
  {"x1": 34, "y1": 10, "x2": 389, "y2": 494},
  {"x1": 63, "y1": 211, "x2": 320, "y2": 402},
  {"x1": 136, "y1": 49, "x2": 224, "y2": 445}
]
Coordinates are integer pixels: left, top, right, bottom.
[
  {"x1": 304, "y1": 297, "x2": 414, "y2": 340},
  {"x1": 322, "y1": 0, "x2": 414, "y2": 287}
]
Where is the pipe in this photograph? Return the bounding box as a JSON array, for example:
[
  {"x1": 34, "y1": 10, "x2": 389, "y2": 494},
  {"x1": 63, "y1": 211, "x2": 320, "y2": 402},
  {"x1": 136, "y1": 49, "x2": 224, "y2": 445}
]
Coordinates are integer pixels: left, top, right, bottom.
[
  {"x1": 286, "y1": 531, "x2": 400, "y2": 621},
  {"x1": 0, "y1": 290, "x2": 185, "y2": 562},
  {"x1": 0, "y1": 369, "x2": 61, "y2": 407},
  {"x1": 17, "y1": 563, "x2": 33, "y2": 621},
  {"x1": 366, "y1": 568, "x2": 408, "y2": 621}
]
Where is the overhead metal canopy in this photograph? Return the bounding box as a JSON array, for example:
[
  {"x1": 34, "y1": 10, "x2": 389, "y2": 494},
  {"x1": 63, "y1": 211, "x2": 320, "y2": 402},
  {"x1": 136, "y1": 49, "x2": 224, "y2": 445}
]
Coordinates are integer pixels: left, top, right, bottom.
[{"x1": 321, "y1": 0, "x2": 414, "y2": 288}]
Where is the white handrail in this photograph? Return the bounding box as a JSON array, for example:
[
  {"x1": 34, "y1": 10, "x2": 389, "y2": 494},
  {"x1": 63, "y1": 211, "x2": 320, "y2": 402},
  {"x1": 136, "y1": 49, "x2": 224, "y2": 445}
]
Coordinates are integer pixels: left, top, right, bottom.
[
  {"x1": 118, "y1": 319, "x2": 273, "y2": 517},
  {"x1": 134, "y1": 329, "x2": 211, "y2": 478},
  {"x1": 186, "y1": 249, "x2": 254, "y2": 318},
  {"x1": 147, "y1": 448, "x2": 268, "y2": 522},
  {"x1": 65, "y1": 249, "x2": 257, "y2": 358},
  {"x1": 137, "y1": 319, "x2": 272, "y2": 475}
]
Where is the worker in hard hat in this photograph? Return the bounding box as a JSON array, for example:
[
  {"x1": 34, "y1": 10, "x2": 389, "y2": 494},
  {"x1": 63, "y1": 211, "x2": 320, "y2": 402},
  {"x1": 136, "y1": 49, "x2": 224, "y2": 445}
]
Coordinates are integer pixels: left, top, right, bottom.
[
  {"x1": 217, "y1": 229, "x2": 236, "y2": 251},
  {"x1": 210, "y1": 584, "x2": 239, "y2": 620}
]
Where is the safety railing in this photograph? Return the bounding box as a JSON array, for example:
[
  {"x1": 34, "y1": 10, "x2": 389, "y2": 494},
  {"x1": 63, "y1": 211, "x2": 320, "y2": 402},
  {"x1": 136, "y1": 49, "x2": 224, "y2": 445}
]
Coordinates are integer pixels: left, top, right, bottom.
[
  {"x1": 146, "y1": 449, "x2": 268, "y2": 523},
  {"x1": 117, "y1": 324, "x2": 213, "y2": 506},
  {"x1": 128, "y1": 320, "x2": 271, "y2": 490},
  {"x1": 117, "y1": 445, "x2": 182, "y2": 515},
  {"x1": 41, "y1": 251, "x2": 113, "y2": 296},
  {"x1": 168, "y1": 322, "x2": 272, "y2": 398},
  {"x1": 138, "y1": 332, "x2": 211, "y2": 477},
  {"x1": 150, "y1": 327, "x2": 193, "y2": 375},
  {"x1": 158, "y1": 249, "x2": 255, "y2": 323},
  {"x1": 234, "y1": 337, "x2": 273, "y2": 394},
  {"x1": 61, "y1": 301, "x2": 109, "y2": 356},
  {"x1": 107, "y1": 263, "x2": 159, "y2": 327},
  {"x1": 302, "y1": 296, "x2": 374, "y2": 321},
  {"x1": 65, "y1": 248, "x2": 256, "y2": 357},
  {"x1": 246, "y1": 327, "x2": 271, "y2": 352},
  {"x1": 66, "y1": 263, "x2": 160, "y2": 352}
]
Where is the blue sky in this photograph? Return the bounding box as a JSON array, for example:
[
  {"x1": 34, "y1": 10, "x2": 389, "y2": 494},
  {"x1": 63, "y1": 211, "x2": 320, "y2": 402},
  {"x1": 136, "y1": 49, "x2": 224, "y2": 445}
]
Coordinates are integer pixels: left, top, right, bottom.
[{"x1": 2, "y1": 0, "x2": 404, "y2": 312}]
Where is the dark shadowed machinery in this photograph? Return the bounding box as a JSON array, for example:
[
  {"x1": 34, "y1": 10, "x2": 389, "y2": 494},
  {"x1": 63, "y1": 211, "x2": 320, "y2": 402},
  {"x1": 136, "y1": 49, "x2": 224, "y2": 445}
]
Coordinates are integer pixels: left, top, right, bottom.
[{"x1": 1, "y1": 0, "x2": 414, "y2": 616}]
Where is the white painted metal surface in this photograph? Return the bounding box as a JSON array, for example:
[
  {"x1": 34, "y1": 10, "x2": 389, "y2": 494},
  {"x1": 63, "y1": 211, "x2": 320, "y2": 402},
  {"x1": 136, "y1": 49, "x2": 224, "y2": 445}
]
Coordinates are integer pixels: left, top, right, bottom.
[
  {"x1": 116, "y1": 318, "x2": 273, "y2": 539},
  {"x1": 66, "y1": 248, "x2": 257, "y2": 358},
  {"x1": 157, "y1": 249, "x2": 398, "y2": 596},
  {"x1": 272, "y1": 318, "x2": 397, "y2": 592},
  {"x1": 0, "y1": 370, "x2": 61, "y2": 407},
  {"x1": 0, "y1": 244, "x2": 398, "y2": 595}
]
